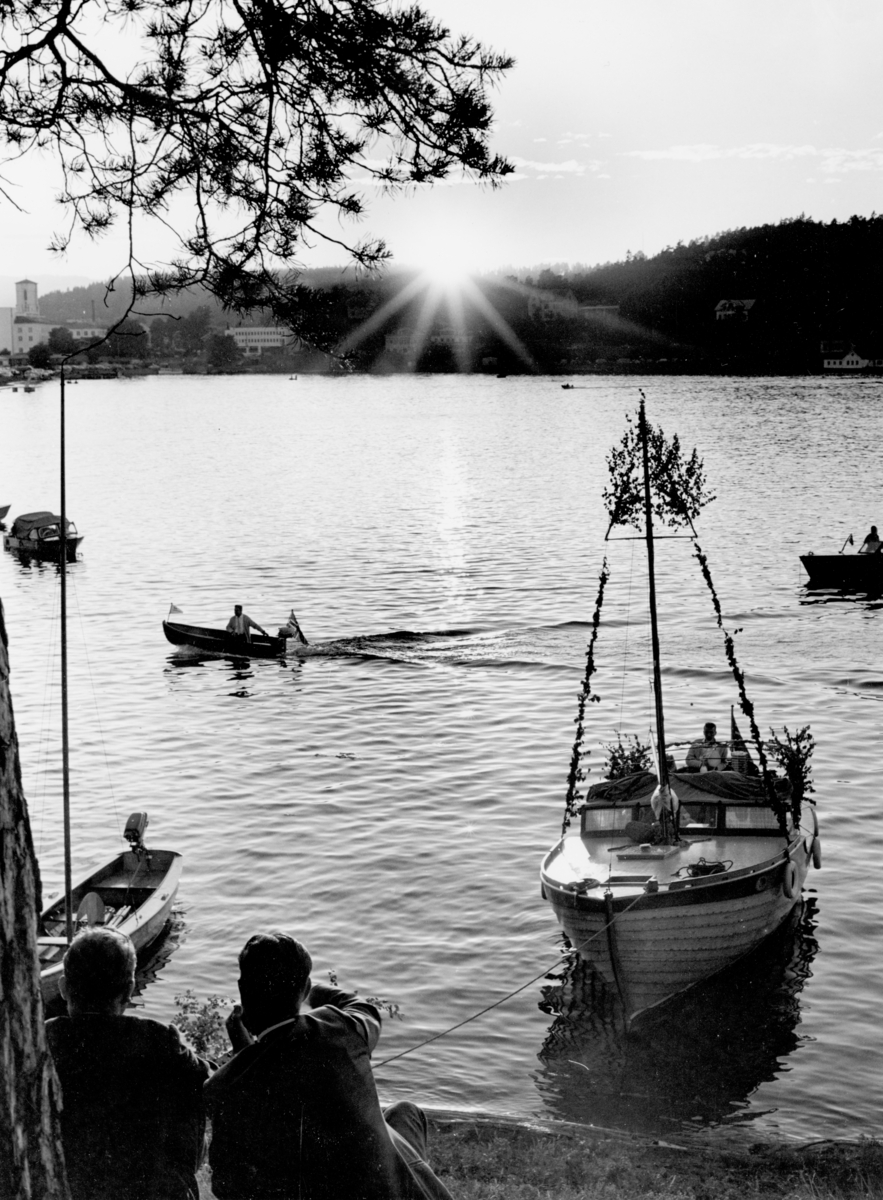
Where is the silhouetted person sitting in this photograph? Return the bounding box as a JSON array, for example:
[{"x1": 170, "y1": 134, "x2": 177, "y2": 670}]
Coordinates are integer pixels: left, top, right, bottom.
[
  {"x1": 859, "y1": 525, "x2": 882, "y2": 554},
  {"x1": 205, "y1": 931, "x2": 453, "y2": 1200},
  {"x1": 45, "y1": 927, "x2": 211, "y2": 1200}
]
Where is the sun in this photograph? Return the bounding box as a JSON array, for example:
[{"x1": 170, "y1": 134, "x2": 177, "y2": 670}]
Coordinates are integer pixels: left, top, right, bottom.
[{"x1": 410, "y1": 242, "x2": 477, "y2": 291}]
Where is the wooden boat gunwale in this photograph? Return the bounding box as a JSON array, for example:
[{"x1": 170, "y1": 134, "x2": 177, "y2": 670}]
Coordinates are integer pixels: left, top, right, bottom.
[{"x1": 39, "y1": 846, "x2": 183, "y2": 1005}]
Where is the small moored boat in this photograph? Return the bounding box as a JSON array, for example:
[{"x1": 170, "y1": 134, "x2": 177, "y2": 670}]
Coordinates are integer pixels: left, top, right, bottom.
[
  {"x1": 541, "y1": 395, "x2": 821, "y2": 1027},
  {"x1": 3, "y1": 510, "x2": 83, "y2": 561},
  {"x1": 39, "y1": 813, "x2": 182, "y2": 1007}
]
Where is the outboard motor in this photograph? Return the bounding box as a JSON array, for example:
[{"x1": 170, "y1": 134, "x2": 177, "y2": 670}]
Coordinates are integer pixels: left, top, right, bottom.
[{"x1": 124, "y1": 812, "x2": 149, "y2": 855}]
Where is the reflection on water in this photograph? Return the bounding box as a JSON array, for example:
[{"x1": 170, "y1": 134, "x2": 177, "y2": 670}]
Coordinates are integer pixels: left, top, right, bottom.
[{"x1": 535, "y1": 899, "x2": 819, "y2": 1135}]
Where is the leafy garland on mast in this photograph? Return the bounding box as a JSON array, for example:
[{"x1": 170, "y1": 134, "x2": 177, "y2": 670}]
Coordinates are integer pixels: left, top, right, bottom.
[
  {"x1": 563, "y1": 398, "x2": 811, "y2": 834},
  {"x1": 562, "y1": 558, "x2": 609, "y2": 834}
]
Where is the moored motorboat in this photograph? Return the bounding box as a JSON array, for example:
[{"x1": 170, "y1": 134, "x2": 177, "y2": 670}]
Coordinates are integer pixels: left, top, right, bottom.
[
  {"x1": 540, "y1": 395, "x2": 821, "y2": 1027},
  {"x1": 38, "y1": 813, "x2": 182, "y2": 1007},
  {"x1": 4, "y1": 510, "x2": 83, "y2": 561},
  {"x1": 800, "y1": 550, "x2": 883, "y2": 590},
  {"x1": 541, "y1": 770, "x2": 818, "y2": 1022}
]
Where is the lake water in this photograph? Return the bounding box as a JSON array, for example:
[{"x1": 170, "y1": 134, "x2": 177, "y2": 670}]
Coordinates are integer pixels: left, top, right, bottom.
[{"x1": 1, "y1": 372, "x2": 881, "y2": 1144}]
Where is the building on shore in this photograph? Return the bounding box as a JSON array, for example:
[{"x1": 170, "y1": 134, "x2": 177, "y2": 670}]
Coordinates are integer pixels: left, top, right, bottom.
[{"x1": 223, "y1": 325, "x2": 301, "y2": 357}]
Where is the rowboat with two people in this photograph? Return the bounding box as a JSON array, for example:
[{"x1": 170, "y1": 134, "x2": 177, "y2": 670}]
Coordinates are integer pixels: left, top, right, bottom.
[
  {"x1": 163, "y1": 605, "x2": 309, "y2": 659},
  {"x1": 801, "y1": 525, "x2": 883, "y2": 591},
  {"x1": 35, "y1": 366, "x2": 180, "y2": 1005},
  {"x1": 540, "y1": 395, "x2": 821, "y2": 1027},
  {"x1": 3, "y1": 510, "x2": 83, "y2": 562}
]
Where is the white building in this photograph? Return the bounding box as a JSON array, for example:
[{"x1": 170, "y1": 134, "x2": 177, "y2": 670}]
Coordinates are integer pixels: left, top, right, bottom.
[
  {"x1": 223, "y1": 325, "x2": 298, "y2": 356},
  {"x1": 715, "y1": 299, "x2": 756, "y2": 321},
  {"x1": 528, "y1": 289, "x2": 580, "y2": 321},
  {"x1": 823, "y1": 348, "x2": 883, "y2": 370},
  {"x1": 385, "y1": 324, "x2": 473, "y2": 362}
]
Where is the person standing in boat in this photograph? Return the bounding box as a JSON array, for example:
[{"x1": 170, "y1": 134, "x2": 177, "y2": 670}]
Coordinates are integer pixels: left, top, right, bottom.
[
  {"x1": 226, "y1": 604, "x2": 268, "y2": 642},
  {"x1": 685, "y1": 722, "x2": 729, "y2": 772},
  {"x1": 858, "y1": 525, "x2": 882, "y2": 554},
  {"x1": 45, "y1": 928, "x2": 211, "y2": 1200}
]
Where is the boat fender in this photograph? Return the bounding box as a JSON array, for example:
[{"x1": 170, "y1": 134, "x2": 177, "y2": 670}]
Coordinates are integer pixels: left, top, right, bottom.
[
  {"x1": 809, "y1": 805, "x2": 822, "y2": 870},
  {"x1": 755, "y1": 874, "x2": 769, "y2": 892},
  {"x1": 782, "y1": 860, "x2": 798, "y2": 900}
]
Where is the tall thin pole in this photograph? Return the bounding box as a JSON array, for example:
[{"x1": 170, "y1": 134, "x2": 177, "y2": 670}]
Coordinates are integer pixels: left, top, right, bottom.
[
  {"x1": 639, "y1": 394, "x2": 670, "y2": 795},
  {"x1": 60, "y1": 365, "x2": 73, "y2": 942}
]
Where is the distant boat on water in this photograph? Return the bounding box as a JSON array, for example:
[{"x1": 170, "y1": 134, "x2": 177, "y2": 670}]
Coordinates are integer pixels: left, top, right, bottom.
[{"x1": 3, "y1": 511, "x2": 83, "y2": 562}]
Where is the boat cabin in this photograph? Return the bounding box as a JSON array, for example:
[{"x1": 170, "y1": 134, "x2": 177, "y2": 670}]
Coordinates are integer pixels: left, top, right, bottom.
[
  {"x1": 579, "y1": 769, "x2": 790, "y2": 834},
  {"x1": 10, "y1": 510, "x2": 78, "y2": 541}
]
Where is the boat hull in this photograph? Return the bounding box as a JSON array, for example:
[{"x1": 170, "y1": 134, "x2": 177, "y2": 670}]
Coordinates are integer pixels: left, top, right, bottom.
[
  {"x1": 543, "y1": 848, "x2": 808, "y2": 1022},
  {"x1": 163, "y1": 619, "x2": 286, "y2": 659},
  {"x1": 38, "y1": 848, "x2": 183, "y2": 1006},
  {"x1": 541, "y1": 775, "x2": 820, "y2": 1025},
  {"x1": 800, "y1": 553, "x2": 883, "y2": 590},
  {"x1": 4, "y1": 533, "x2": 83, "y2": 562}
]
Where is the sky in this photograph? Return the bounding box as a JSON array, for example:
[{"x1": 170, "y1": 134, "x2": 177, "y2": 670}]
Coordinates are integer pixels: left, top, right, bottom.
[{"x1": 3, "y1": 0, "x2": 883, "y2": 292}]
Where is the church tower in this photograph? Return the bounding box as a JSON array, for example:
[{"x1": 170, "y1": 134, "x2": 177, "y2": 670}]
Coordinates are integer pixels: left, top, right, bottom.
[{"x1": 15, "y1": 279, "x2": 39, "y2": 317}]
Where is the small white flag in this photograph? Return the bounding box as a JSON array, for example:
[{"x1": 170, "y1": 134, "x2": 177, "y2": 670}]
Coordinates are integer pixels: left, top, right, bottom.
[{"x1": 169, "y1": 603, "x2": 182, "y2": 615}]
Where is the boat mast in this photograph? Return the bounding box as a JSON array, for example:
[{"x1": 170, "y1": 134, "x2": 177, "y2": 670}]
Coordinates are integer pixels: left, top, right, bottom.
[
  {"x1": 60, "y1": 366, "x2": 73, "y2": 942},
  {"x1": 638, "y1": 395, "x2": 671, "y2": 797}
]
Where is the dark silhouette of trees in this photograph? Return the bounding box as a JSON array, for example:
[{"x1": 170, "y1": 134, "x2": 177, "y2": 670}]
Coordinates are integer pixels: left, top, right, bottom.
[
  {"x1": 104, "y1": 318, "x2": 148, "y2": 359},
  {"x1": 48, "y1": 327, "x2": 76, "y2": 355},
  {"x1": 26, "y1": 343, "x2": 51, "y2": 368},
  {"x1": 207, "y1": 333, "x2": 245, "y2": 373},
  {"x1": 1, "y1": 0, "x2": 512, "y2": 338},
  {"x1": 179, "y1": 306, "x2": 215, "y2": 356}
]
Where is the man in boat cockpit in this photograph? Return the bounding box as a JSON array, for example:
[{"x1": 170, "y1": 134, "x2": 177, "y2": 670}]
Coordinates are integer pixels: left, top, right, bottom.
[
  {"x1": 685, "y1": 721, "x2": 729, "y2": 772},
  {"x1": 226, "y1": 604, "x2": 269, "y2": 642},
  {"x1": 44, "y1": 927, "x2": 211, "y2": 1200}
]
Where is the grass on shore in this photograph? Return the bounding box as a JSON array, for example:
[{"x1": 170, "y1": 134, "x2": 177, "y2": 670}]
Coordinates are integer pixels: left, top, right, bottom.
[
  {"x1": 425, "y1": 1118, "x2": 883, "y2": 1200},
  {"x1": 197, "y1": 1116, "x2": 883, "y2": 1199}
]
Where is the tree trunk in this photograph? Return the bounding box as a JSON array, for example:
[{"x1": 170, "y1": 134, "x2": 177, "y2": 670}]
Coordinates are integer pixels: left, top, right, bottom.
[{"x1": 0, "y1": 599, "x2": 70, "y2": 1198}]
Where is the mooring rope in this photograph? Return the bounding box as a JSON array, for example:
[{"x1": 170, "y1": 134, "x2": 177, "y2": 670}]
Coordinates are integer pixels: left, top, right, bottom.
[{"x1": 375, "y1": 892, "x2": 645, "y2": 1068}]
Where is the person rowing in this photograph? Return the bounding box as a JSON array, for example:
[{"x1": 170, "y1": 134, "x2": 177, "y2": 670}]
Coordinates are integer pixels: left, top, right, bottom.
[{"x1": 858, "y1": 526, "x2": 882, "y2": 555}]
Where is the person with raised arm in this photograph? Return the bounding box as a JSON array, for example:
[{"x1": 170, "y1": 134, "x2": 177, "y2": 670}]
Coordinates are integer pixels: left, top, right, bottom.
[{"x1": 205, "y1": 931, "x2": 453, "y2": 1200}]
